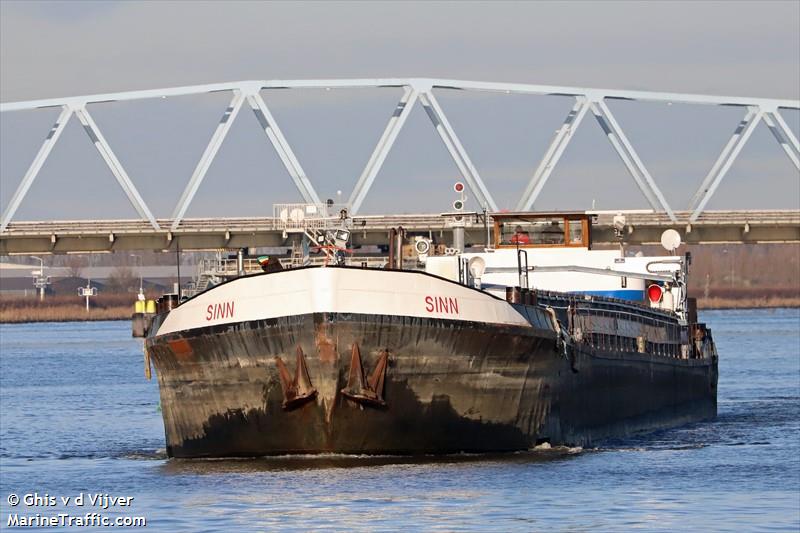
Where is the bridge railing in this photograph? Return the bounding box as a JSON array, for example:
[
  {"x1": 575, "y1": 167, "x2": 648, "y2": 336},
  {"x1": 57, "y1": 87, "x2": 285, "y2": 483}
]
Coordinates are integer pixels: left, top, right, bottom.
[{"x1": 272, "y1": 203, "x2": 349, "y2": 232}]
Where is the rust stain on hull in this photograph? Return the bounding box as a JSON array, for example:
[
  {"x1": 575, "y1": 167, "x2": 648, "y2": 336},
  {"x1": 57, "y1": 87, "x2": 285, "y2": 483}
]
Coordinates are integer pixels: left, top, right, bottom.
[
  {"x1": 315, "y1": 321, "x2": 338, "y2": 364},
  {"x1": 166, "y1": 338, "x2": 193, "y2": 361}
]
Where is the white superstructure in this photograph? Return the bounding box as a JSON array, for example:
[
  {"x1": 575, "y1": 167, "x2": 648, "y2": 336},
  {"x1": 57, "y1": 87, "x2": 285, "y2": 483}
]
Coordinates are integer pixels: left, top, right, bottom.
[{"x1": 425, "y1": 212, "x2": 687, "y2": 318}]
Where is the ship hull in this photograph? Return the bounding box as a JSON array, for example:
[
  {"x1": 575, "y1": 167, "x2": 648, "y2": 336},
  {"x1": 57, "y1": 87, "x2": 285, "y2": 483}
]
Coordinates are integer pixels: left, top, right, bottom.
[{"x1": 145, "y1": 268, "x2": 717, "y2": 458}]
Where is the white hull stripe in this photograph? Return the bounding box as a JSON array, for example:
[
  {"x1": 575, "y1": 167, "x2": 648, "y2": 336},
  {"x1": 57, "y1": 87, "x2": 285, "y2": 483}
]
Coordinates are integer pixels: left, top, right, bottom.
[{"x1": 157, "y1": 268, "x2": 532, "y2": 336}]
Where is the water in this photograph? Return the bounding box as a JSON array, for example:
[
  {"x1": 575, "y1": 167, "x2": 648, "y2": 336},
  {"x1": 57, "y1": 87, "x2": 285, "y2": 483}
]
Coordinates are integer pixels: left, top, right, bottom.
[{"x1": 1, "y1": 309, "x2": 798, "y2": 531}]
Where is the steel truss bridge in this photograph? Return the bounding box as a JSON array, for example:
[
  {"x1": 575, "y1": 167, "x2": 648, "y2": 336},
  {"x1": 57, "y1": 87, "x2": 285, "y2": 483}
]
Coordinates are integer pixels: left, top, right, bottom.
[{"x1": 1, "y1": 78, "x2": 798, "y2": 253}]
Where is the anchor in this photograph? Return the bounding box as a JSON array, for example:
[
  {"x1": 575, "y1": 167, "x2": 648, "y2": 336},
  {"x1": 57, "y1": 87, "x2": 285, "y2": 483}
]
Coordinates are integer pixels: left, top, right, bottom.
[
  {"x1": 340, "y1": 343, "x2": 389, "y2": 408},
  {"x1": 275, "y1": 346, "x2": 318, "y2": 410}
]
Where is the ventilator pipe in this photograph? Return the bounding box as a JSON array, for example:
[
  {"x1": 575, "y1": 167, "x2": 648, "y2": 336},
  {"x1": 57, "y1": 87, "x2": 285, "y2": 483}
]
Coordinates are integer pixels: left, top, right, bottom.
[
  {"x1": 395, "y1": 227, "x2": 406, "y2": 270},
  {"x1": 388, "y1": 228, "x2": 396, "y2": 269}
]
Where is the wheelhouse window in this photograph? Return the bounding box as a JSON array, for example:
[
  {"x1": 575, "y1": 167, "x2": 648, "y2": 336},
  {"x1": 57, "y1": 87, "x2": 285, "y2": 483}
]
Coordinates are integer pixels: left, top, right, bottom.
[
  {"x1": 498, "y1": 218, "x2": 564, "y2": 245},
  {"x1": 567, "y1": 219, "x2": 584, "y2": 244},
  {"x1": 494, "y1": 214, "x2": 590, "y2": 248}
]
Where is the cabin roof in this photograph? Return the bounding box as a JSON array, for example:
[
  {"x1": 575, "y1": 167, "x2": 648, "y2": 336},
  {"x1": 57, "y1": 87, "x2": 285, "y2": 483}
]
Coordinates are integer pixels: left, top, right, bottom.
[{"x1": 490, "y1": 211, "x2": 592, "y2": 219}]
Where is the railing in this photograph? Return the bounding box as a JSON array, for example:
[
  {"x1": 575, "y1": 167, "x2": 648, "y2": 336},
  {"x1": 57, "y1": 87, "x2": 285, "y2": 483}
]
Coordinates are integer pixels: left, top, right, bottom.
[
  {"x1": 196, "y1": 257, "x2": 264, "y2": 277},
  {"x1": 183, "y1": 254, "x2": 392, "y2": 297},
  {"x1": 273, "y1": 203, "x2": 349, "y2": 232}
]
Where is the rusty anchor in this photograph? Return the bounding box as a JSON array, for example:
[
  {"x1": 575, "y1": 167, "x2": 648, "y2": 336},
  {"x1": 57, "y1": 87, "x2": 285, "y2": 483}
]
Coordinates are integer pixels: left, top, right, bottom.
[
  {"x1": 340, "y1": 343, "x2": 389, "y2": 408},
  {"x1": 275, "y1": 346, "x2": 318, "y2": 410}
]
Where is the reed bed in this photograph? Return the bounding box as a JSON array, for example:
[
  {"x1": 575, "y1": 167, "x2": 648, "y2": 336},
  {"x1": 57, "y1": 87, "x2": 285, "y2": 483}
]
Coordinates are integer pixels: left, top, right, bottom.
[
  {"x1": 0, "y1": 294, "x2": 134, "y2": 323},
  {"x1": 695, "y1": 287, "x2": 800, "y2": 310},
  {"x1": 696, "y1": 296, "x2": 800, "y2": 310}
]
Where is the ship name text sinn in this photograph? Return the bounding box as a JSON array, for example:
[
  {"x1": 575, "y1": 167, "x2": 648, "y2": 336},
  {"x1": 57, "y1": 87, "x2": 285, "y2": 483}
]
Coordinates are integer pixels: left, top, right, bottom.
[
  {"x1": 206, "y1": 301, "x2": 235, "y2": 321},
  {"x1": 424, "y1": 296, "x2": 459, "y2": 315}
]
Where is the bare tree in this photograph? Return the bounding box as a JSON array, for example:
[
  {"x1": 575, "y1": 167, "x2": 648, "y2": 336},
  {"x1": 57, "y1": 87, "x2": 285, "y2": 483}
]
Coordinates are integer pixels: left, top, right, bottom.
[
  {"x1": 106, "y1": 266, "x2": 137, "y2": 293},
  {"x1": 65, "y1": 255, "x2": 88, "y2": 278}
]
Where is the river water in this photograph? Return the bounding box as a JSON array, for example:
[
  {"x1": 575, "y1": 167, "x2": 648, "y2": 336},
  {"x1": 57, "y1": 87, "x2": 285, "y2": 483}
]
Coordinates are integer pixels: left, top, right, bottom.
[{"x1": 0, "y1": 309, "x2": 798, "y2": 531}]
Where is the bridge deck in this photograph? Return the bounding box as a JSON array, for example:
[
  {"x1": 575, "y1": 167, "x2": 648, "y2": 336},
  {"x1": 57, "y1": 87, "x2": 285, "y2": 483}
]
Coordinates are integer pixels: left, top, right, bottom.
[{"x1": 1, "y1": 210, "x2": 798, "y2": 254}]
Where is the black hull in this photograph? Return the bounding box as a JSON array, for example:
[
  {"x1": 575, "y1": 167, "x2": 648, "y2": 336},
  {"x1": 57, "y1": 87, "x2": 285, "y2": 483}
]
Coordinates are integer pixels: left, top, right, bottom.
[{"x1": 147, "y1": 311, "x2": 718, "y2": 458}]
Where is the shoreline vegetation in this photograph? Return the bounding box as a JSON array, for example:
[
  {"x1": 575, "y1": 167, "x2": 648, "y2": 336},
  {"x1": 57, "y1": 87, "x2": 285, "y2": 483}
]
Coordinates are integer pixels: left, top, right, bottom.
[
  {"x1": 0, "y1": 294, "x2": 136, "y2": 324},
  {"x1": 1, "y1": 292, "x2": 797, "y2": 324}
]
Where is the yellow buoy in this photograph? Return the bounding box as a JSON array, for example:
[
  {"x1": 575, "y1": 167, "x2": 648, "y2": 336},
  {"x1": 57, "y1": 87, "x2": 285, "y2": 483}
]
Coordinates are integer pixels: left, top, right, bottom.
[
  {"x1": 145, "y1": 300, "x2": 156, "y2": 314},
  {"x1": 134, "y1": 300, "x2": 145, "y2": 313}
]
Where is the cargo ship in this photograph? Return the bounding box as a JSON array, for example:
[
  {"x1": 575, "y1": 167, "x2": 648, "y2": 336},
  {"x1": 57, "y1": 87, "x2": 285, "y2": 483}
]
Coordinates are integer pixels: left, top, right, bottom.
[{"x1": 135, "y1": 208, "x2": 718, "y2": 458}]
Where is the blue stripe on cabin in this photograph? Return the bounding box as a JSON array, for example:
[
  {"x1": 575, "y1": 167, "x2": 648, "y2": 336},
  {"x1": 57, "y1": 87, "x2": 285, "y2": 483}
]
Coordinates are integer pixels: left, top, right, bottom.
[{"x1": 569, "y1": 289, "x2": 645, "y2": 301}]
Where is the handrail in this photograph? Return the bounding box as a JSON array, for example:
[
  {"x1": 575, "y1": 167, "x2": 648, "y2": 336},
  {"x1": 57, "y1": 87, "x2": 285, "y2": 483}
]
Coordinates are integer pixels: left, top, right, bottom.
[{"x1": 485, "y1": 264, "x2": 676, "y2": 282}]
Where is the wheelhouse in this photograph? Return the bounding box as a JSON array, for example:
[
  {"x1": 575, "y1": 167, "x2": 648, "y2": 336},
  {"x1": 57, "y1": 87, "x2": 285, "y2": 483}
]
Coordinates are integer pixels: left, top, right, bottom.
[{"x1": 493, "y1": 212, "x2": 592, "y2": 249}]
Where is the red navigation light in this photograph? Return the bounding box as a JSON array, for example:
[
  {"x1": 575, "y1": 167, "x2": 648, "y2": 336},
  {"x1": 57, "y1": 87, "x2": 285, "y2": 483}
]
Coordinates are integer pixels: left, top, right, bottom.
[
  {"x1": 453, "y1": 182, "x2": 465, "y2": 193},
  {"x1": 647, "y1": 284, "x2": 664, "y2": 303}
]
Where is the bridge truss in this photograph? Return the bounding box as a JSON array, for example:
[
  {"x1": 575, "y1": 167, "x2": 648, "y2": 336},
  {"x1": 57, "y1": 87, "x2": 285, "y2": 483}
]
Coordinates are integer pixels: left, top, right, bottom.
[{"x1": 1, "y1": 78, "x2": 798, "y2": 233}]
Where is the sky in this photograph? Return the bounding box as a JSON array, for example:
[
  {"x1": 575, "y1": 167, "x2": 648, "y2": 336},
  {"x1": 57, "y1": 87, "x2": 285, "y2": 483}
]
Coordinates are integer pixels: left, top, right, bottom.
[{"x1": 1, "y1": 0, "x2": 798, "y2": 221}]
